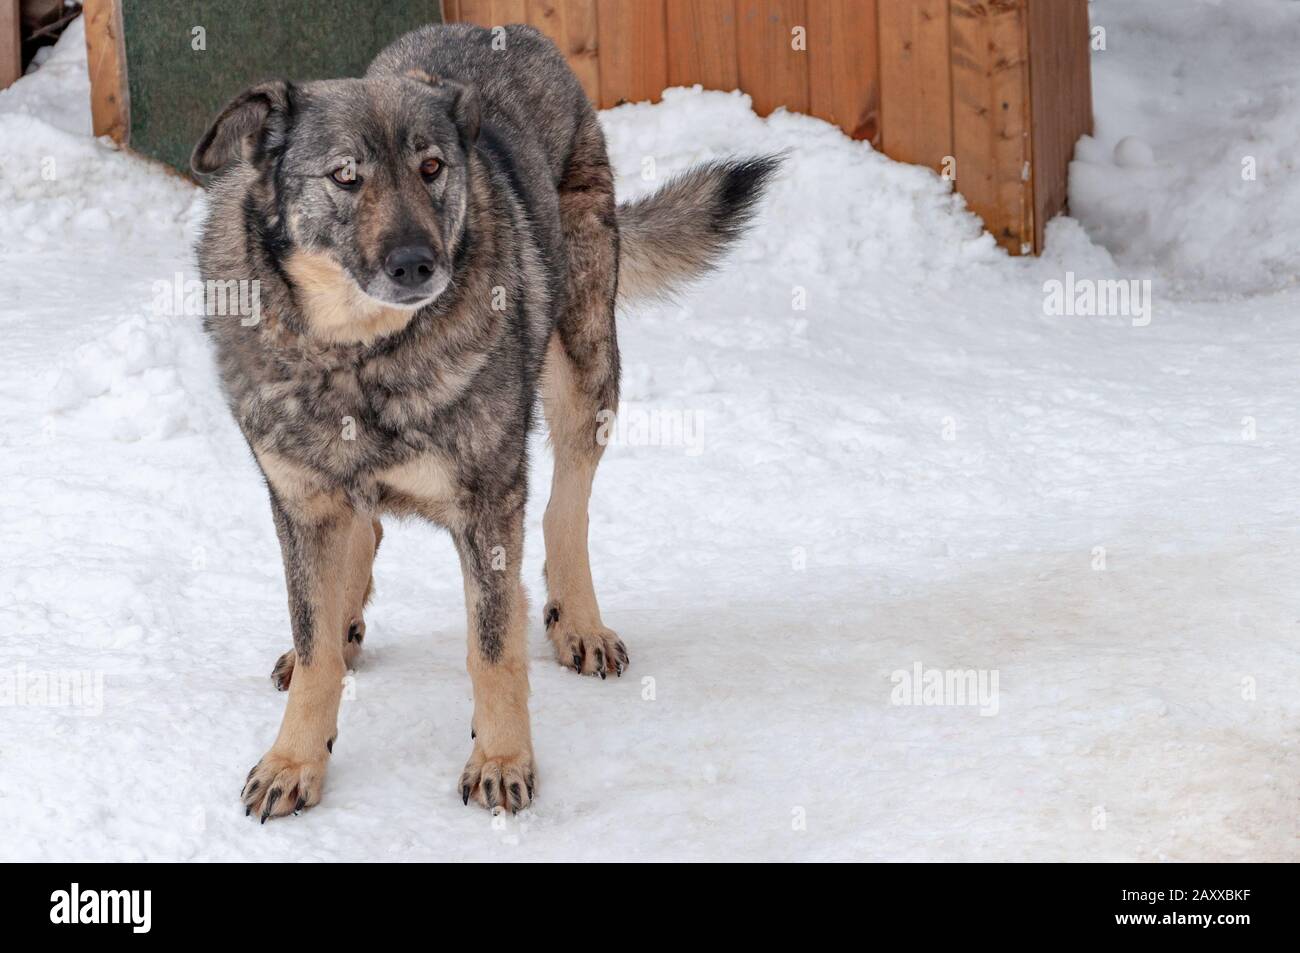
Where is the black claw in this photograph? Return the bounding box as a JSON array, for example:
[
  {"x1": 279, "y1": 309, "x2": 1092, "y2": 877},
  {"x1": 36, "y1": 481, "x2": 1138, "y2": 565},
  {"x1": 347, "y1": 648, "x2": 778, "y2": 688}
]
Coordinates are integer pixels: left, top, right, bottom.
[
  {"x1": 571, "y1": 651, "x2": 582, "y2": 670},
  {"x1": 471, "y1": 727, "x2": 476, "y2": 740},
  {"x1": 461, "y1": 782, "x2": 471, "y2": 805},
  {"x1": 525, "y1": 775, "x2": 535, "y2": 800},
  {"x1": 264, "y1": 788, "x2": 281, "y2": 820},
  {"x1": 347, "y1": 621, "x2": 364, "y2": 644},
  {"x1": 247, "y1": 779, "x2": 260, "y2": 796},
  {"x1": 510, "y1": 782, "x2": 522, "y2": 807},
  {"x1": 326, "y1": 737, "x2": 335, "y2": 754},
  {"x1": 294, "y1": 797, "x2": 306, "y2": 813},
  {"x1": 245, "y1": 806, "x2": 251, "y2": 817},
  {"x1": 595, "y1": 648, "x2": 606, "y2": 679},
  {"x1": 544, "y1": 603, "x2": 560, "y2": 627}
]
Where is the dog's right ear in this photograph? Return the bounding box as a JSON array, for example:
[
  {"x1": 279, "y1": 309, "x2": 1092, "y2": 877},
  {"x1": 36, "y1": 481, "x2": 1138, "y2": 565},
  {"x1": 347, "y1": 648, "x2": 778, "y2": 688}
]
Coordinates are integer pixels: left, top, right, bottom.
[
  {"x1": 191, "y1": 81, "x2": 294, "y2": 177},
  {"x1": 404, "y1": 70, "x2": 479, "y2": 150}
]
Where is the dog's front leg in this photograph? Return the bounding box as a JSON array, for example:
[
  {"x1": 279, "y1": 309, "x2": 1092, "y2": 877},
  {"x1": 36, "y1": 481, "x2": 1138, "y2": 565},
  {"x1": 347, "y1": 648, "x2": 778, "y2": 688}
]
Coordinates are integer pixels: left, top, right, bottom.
[
  {"x1": 242, "y1": 455, "x2": 361, "y2": 822},
  {"x1": 453, "y1": 502, "x2": 534, "y2": 813}
]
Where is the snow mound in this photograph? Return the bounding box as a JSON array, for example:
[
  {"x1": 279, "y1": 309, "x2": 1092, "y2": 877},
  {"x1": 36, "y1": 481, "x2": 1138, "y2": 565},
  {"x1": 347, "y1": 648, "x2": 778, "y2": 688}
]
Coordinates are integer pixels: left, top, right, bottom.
[
  {"x1": 602, "y1": 87, "x2": 1003, "y2": 285},
  {"x1": 1070, "y1": 0, "x2": 1300, "y2": 297},
  {"x1": 46, "y1": 312, "x2": 216, "y2": 441}
]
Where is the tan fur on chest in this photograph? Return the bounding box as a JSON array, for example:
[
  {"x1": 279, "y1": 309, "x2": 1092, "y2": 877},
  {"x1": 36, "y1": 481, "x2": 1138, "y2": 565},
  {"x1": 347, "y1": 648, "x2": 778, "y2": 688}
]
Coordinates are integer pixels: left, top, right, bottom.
[
  {"x1": 284, "y1": 250, "x2": 419, "y2": 346},
  {"x1": 376, "y1": 452, "x2": 462, "y2": 523}
]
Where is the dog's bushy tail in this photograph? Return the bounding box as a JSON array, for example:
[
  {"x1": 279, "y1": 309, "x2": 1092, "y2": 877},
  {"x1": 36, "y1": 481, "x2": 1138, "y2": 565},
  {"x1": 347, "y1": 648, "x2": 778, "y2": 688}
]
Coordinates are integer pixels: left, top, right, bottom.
[{"x1": 615, "y1": 155, "x2": 782, "y2": 305}]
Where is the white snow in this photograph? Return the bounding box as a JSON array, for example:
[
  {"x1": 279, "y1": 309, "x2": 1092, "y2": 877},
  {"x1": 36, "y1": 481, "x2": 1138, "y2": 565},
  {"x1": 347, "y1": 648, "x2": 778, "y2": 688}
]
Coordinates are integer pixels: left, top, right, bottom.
[
  {"x1": 1071, "y1": 0, "x2": 1300, "y2": 297},
  {"x1": 1, "y1": 3, "x2": 1296, "y2": 861}
]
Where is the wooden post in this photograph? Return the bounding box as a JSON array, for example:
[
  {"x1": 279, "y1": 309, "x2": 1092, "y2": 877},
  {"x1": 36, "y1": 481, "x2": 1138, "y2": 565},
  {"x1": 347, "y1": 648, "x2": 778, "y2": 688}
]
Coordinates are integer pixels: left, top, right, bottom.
[
  {"x1": 1027, "y1": 0, "x2": 1093, "y2": 253},
  {"x1": 83, "y1": 0, "x2": 130, "y2": 143},
  {"x1": 0, "y1": 0, "x2": 21, "y2": 91},
  {"x1": 950, "y1": 0, "x2": 1033, "y2": 255}
]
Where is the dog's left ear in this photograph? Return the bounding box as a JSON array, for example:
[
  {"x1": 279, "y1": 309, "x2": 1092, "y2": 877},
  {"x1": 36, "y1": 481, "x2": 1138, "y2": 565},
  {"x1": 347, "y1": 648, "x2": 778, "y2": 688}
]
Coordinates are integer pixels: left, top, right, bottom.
[
  {"x1": 191, "y1": 80, "x2": 294, "y2": 177},
  {"x1": 405, "y1": 70, "x2": 480, "y2": 149}
]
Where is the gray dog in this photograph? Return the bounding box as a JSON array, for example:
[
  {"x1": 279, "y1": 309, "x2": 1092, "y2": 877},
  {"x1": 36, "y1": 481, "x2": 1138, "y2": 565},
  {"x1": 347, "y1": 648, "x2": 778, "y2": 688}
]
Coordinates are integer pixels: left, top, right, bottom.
[{"x1": 191, "y1": 22, "x2": 778, "y2": 819}]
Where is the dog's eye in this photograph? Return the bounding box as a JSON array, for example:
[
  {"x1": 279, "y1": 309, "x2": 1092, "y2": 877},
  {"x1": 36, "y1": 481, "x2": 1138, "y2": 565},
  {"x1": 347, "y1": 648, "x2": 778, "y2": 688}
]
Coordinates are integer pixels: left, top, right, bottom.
[
  {"x1": 420, "y1": 158, "x2": 443, "y2": 181},
  {"x1": 329, "y1": 166, "x2": 360, "y2": 189}
]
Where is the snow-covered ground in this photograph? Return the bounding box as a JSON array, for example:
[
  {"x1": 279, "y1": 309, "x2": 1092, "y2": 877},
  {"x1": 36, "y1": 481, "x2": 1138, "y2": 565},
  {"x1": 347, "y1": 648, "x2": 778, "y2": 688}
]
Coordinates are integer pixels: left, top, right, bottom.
[{"x1": 1, "y1": 2, "x2": 1297, "y2": 861}]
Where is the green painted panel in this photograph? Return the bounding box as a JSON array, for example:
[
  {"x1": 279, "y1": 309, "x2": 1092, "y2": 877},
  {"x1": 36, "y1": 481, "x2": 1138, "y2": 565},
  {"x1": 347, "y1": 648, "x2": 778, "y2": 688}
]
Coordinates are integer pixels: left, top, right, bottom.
[{"x1": 120, "y1": 0, "x2": 443, "y2": 174}]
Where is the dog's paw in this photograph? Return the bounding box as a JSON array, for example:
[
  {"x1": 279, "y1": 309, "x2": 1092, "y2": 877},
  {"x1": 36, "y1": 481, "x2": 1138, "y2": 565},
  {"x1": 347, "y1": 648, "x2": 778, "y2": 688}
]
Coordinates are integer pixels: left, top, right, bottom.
[
  {"x1": 458, "y1": 746, "x2": 535, "y2": 814},
  {"x1": 271, "y1": 619, "x2": 365, "y2": 691},
  {"x1": 544, "y1": 601, "x2": 627, "y2": 679},
  {"x1": 241, "y1": 750, "x2": 329, "y2": 823}
]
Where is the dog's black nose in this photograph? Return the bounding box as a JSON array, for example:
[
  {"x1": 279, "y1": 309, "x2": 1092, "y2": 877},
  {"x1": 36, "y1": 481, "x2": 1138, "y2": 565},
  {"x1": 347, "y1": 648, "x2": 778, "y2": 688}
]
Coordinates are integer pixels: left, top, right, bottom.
[{"x1": 383, "y1": 245, "x2": 436, "y2": 288}]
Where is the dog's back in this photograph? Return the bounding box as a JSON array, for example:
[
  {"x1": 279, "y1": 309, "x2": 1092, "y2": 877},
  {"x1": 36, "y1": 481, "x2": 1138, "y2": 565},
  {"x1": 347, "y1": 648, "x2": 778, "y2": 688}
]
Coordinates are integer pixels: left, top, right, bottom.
[{"x1": 368, "y1": 24, "x2": 587, "y2": 192}]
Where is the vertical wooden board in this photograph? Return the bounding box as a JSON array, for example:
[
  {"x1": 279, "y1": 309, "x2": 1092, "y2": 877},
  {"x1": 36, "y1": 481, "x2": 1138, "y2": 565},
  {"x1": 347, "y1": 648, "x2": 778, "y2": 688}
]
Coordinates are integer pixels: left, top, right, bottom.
[
  {"x1": 528, "y1": 0, "x2": 600, "y2": 103},
  {"x1": 806, "y1": 0, "x2": 879, "y2": 143},
  {"x1": 450, "y1": 0, "x2": 493, "y2": 24},
  {"x1": 665, "y1": 0, "x2": 738, "y2": 92},
  {"x1": 83, "y1": 0, "x2": 129, "y2": 143},
  {"x1": 564, "y1": 0, "x2": 601, "y2": 104},
  {"x1": 596, "y1": 0, "x2": 668, "y2": 107},
  {"x1": 878, "y1": 0, "x2": 952, "y2": 172},
  {"x1": 950, "y1": 0, "x2": 1032, "y2": 255},
  {"x1": 1027, "y1": 0, "x2": 1091, "y2": 252},
  {"x1": 492, "y1": 0, "x2": 529, "y2": 23},
  {"x1": 526, "y1": 2, "x2": 565, "y2": 45},
  {"x1": 0, "y1": 0, "x2": 20, "y2": 90},
  {"x1": 735, "y1": 0, "x2": 809, "y2": 117}
]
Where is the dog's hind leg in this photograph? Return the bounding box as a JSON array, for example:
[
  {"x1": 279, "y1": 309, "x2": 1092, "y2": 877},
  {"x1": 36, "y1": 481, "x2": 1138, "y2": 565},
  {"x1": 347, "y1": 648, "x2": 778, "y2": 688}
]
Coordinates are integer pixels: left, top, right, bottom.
[
  {"x1": 540, "y1": 117, "x2": 628, "y2": 679},
  {"x1": 271, "y1": 518, "x2": 382, "y2": 691}
]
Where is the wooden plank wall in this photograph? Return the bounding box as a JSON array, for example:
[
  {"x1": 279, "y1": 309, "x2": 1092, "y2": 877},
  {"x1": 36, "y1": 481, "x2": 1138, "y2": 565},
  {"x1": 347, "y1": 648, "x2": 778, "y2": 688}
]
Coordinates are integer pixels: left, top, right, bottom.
[
  {"x1": 438, "y1": 1, "x2": 1095, "y2": 255},
  {"x1": 445, "y1": 0, "x2": 603, "y2": 101},
  {"x1": 1, "y1": 0, "x2": 21, "y2": 91}
]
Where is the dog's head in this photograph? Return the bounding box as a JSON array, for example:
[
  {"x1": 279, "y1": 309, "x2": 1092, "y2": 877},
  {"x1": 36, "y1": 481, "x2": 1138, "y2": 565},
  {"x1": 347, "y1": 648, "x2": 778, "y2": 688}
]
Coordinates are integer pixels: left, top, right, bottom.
[{"x1": 193, "y1": 72, "x2": 479, "y2": 335}]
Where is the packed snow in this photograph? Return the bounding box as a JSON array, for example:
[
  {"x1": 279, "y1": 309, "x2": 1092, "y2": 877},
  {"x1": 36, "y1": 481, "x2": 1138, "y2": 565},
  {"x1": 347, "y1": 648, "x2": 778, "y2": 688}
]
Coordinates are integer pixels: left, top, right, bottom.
[{"x1": 1, "y1": 2, "x2": 1296, "y2": 861}]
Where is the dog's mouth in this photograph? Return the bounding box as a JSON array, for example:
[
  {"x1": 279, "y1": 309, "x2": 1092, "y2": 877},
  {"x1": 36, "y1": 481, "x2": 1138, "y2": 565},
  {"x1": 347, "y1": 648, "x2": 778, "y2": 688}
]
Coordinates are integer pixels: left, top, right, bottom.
[{"x1": 361, "y1": 269, "x2": 451, "y2": 310}]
